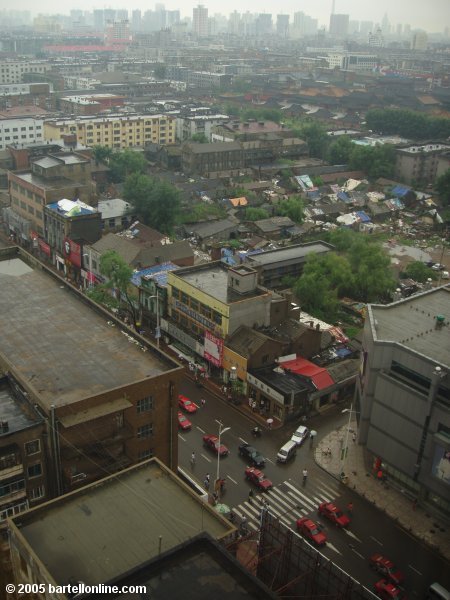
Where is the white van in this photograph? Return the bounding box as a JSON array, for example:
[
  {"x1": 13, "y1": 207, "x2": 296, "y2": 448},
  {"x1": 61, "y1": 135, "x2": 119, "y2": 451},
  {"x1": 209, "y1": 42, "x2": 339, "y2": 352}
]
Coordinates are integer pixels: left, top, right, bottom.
[{"x1": 277, "y1": 440, "x2": 297, "y2": 463}]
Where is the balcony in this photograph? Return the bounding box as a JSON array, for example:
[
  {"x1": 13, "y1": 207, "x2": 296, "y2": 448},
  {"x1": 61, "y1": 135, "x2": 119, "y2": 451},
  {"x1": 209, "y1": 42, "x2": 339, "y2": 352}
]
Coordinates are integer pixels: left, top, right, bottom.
[
  {"x1": 0, "y1": 463, "x2": 23, "y2": 482},
  {"x1": 63, "y1": 453, "x2": 132, "y2": 490}
]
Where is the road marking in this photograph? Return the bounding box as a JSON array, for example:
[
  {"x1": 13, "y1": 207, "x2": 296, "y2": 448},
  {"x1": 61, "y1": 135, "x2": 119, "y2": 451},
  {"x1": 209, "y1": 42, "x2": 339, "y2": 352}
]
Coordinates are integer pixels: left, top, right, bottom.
[
  {"x1": 409, "y1": 565, "x2": 423, "y2": 576},
  {"x1": 344, "y1": 529, "x2": 362, "y2": 543},
  {"x1": 370, "y1": 536, "x2": 383, "y2": 546},
  {"x1": 196, "y1": 426, "x2": 206, "y2": 434},
  {"x1": 200, "y1": 454, "x2": 211, "y2": 462},
  {"x1": 286, "y1": 488, "x2": 316, "y2": 512},
  {"x1": 227, "y1": 475, "x2": 238, "y2": 485},
  {"x1": 326, "y1": 542, "x2": 342, "y2": 555},
  {"x1": 284, "y1": 481, "x2": 317, "y2": 510},
  {"x1": 178, "y1": 434, "x2": 186, "y2": 442},
  {"x1": 314, "y1": 478, "x2": 340, "y2": 497},
  {"x1": 265, "y1": 457, "x2": 275, "y2": 465},
  {"x1": 239, "y1": 437, "x2": 248, "y2": 444},
  {"x1": 351, "y1": 548, "x2": 365, "y2": 559},
  {"x1": 268, "y1": 488, "x2": 303, "y2": 518}
]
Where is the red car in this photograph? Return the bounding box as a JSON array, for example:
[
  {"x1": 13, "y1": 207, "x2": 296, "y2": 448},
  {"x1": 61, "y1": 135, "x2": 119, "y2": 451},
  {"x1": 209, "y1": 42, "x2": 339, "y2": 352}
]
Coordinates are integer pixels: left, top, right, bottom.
[
  {"x1": 202, "y1": 434, "x2": 229, "y2": 456},
  {"x1": 370, "y1": 554, "x2": 405, "y2": 585},
  {"x1": 245, "y1": 466, "x2": 273, "y2": 491},
  {"x1": 318, "y1": 502, "x2": 350, "y2": 527},
  {"x1": 177, "y1": 411, "x2": 192, "y2": 431},
  {"x1": 296, "y1": 517, "x2": 327, "y2": 546},
  {"x1": 374, "y1": 579, "x2": 407, "y2": 599},
  {"x1": 178, "y1": 394, "x2": 197, "y2": 413}
]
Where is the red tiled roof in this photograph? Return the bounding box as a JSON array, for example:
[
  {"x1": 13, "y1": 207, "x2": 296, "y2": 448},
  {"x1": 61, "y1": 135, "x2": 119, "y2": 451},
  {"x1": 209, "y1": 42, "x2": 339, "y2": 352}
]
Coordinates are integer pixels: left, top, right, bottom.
[{"x1": 280, "y1": 357, "x2": 335, "y2": 390}]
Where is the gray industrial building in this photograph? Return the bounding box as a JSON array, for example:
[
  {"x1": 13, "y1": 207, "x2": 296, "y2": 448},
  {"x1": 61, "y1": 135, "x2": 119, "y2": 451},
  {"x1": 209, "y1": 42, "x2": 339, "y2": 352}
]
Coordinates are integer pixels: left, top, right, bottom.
[{"x1": 357, "y1": 285, "x2": 450, "y2": 519}]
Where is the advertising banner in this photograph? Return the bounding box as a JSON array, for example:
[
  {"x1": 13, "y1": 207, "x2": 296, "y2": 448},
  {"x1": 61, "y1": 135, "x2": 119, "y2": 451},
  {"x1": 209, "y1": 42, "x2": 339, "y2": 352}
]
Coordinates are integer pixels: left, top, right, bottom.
[
  {"x1": 204, "y1": 330, "x2": 223, "y2": 367},
  {"x1": 63, "y1": 237, "x2": 81, "y2": 268}
]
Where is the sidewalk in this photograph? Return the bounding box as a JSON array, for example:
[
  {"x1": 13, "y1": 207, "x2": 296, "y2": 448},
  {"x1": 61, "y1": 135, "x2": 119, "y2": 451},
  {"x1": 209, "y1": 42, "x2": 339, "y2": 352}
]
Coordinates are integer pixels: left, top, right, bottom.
[{"x1": 314, "y1": 423, "x2": 450, "y2": 562}]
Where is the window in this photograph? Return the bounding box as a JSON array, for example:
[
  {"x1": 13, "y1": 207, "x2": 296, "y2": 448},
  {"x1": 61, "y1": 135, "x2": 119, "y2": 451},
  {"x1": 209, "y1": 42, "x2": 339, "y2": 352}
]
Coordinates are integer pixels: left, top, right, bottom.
[
  {"x1": 0, "y1": 478, "x2": 25, "y2": 498},
  {"x1": 30, "y1": 485, "x2": 45, "y2": 501},
  {"x1": 137, "y1": 424, "x2": 153, "y2": 439},
  {"x1": 137, "y1": 397, "x2": 154, "y2": 413},
  {"x1": 27, "y1": 463, "x2": 42, "y2": 478},
  {"x1": 138, "y1": 449, "x2": 154, "y2": 460},
  {"x1": 25, "y1": 440, "x2": 40, "y2": 455}
]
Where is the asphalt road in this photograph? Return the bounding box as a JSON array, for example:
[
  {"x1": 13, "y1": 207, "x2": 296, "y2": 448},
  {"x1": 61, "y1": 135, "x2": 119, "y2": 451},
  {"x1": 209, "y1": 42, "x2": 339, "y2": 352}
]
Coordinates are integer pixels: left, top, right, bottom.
[{"x1": 178, "y1": 377, "x2": 450, "y2": 599}]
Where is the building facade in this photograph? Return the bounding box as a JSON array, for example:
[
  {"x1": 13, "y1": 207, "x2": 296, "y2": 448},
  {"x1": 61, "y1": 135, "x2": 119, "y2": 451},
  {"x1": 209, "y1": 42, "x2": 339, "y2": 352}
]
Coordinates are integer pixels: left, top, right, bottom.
[
  {"x1": 357, "y1": 286, "x2": 450, "y2": 519},
  {"x1": 0, "y1": 118, "x2": 44, "y2": 151},
  {"x1": 44, "y1": 114, "x2": 176, "y2": 150},
  {"x1": 0, "y1": 61, "x2": 51, "y2": 85},
  {"x1": 395, "y1": 143, "x2": 450, "y2": 186}
]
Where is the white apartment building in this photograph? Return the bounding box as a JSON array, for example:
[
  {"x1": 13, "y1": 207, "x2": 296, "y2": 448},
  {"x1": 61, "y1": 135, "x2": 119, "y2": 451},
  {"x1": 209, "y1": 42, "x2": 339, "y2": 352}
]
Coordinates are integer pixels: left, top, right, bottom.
[
  {"x1": 0, "y1": 118, "x2": 44, "y2": 150},
  {"x1": 0, "y1": 61, "x2": 51, "y2": 85},
  {"x1": 176, "y1": 114, "x2": 229, "y2": 142},
  {"x1": 324, "y1": 52, "x2": 379, "y2": 71}
]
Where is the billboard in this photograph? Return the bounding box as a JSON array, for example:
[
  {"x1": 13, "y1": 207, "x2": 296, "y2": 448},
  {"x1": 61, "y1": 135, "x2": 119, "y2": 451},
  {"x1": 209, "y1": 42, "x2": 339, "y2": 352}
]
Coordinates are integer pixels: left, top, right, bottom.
[
  {"x1": 63, "y1": 237, "x2": 81, "y2": 268},
  {"x1": 204, "y1": 330, "x2": 223, "y2": 367}
]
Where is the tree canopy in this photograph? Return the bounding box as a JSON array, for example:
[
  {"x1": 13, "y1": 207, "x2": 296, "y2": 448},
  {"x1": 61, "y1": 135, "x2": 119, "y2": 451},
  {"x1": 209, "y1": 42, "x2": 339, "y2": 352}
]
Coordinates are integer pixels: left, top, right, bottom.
[
  {"x1": 365, "y1": 108, "x2": 450, "y2": 139},
  {"x1": 123, "y1": 173, "x2": 181, "y2": 234},
  {"x1": 245, "y1": 207, "x2": 270, "y2": 221},
  {"x1": 275, "y1": 196, "x2": 304, "y2": 223},
  {"x1": 99, "y1": 250, "x2": 138, "y2": 327},
  {"x1": 109, "y1": 149, "x2": 147, "y2": 182},
  {"x1": 436, "y1": 169, "x2": 450, "y2": 207},
  {"x1": 403, "y1": 261, "x2": 437, "y2": 283}
]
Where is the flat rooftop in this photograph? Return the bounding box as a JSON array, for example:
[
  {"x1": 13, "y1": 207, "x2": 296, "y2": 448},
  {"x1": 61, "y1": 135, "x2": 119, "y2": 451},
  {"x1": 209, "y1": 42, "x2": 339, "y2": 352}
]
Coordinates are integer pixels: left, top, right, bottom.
[
  {"x1": 369, "y1": 285, "x2": 450, "y2": 367},
  {"x1": 0, "y1": 255, "x2": 178, "y2": 409},
  {"x1": 246, "y1": 242, "x2": 332, "y2": 267},
  {"x1": 11, "y1": 460, "x2": 232, "y2": 587},
  {"x1": 175, "y1": 264, "x2": 266, "y2": 304},
  {"x1": 0, "y1": 380, "x2": 42, "y2": 435},
  {"x1": 10, "y1": 171, "x2": 83, "y2": 190}
]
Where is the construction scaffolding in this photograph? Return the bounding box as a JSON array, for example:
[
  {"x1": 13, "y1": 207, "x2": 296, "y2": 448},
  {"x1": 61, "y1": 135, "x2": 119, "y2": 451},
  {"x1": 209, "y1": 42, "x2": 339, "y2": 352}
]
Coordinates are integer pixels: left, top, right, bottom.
[{"x1": 226, "y1": 510, "x2": 377, "y2": 600}]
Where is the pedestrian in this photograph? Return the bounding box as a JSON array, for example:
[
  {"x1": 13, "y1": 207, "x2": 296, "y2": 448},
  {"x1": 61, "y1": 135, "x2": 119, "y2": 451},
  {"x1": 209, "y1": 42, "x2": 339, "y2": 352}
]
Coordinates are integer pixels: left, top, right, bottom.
[
  {"x1": 347, "y1": 502, "x2": 353, "y2": 515},
  {"x1": 248, "y1": 489, "x2": 254, "y2": 505},
  {"x1": 190, "y1": 451, "x2": 196, "y2": 466},
  {"x1": 352, "y1": 432, "x2": 356, "y2": 443},
  {"x1": 302, "y1": 468, "x2": 308, "y2": 485},
  {"x1": 204, "y1": 473, "x2": 210, "y2": 490},
  {"x1": 201, "y1": 398, "x2": 206, "y2": 408}
]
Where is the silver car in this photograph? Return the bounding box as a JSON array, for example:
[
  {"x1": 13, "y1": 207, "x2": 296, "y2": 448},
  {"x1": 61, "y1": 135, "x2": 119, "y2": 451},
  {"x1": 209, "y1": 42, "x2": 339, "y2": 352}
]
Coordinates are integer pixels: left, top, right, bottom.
[{"x1": 291, "y1": 425, "x2": 310, "y2": 446}]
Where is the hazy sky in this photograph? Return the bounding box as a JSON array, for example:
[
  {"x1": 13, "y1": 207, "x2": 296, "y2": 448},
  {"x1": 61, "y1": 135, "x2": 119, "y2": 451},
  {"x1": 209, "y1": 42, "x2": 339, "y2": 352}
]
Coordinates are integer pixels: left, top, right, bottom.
[{"x1": 7, "y1": 0, "x2": 450, "y2": 33}]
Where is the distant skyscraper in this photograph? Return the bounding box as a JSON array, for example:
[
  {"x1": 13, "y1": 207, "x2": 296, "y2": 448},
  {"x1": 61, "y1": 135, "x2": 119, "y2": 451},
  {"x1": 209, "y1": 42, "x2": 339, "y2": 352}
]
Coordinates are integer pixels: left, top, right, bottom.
[
  {"x1": 359, "y1": 21, "x2": 374, "y2": 36},
  {"x1": 193, "y1": 4, "x2": 208, "y2": 37},
  {"x1": 329, "y1": 13, "x2": 349, "y2": 37},
  {"x1": 381, "y1": 13, "x2": 390, "y2": 35},
  {"x1": 256, "y1": 13, "x2": 272, "y2": 36},
  {"x1": 131, "y1": 10, "x2": 142, "y2": 31},
  {"x1": 411, "y1": 30, "x2": 428, "y2": 50},
  {"x1": 276, "y1": 14, "x2": 289, "y2": 38},
  {"x1": 292, "y1": 11, "x2": 318, "y2": 38}
]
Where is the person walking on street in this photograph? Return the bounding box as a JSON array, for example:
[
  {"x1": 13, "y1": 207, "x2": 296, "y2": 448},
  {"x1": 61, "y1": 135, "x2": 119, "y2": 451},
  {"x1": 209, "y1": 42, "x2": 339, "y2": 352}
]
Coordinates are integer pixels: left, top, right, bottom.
[
  {"x1": 190, "y1": 451, "x2": 196, "y2": 466},
  {"x1": 248, "y1": 489, "x2": 254, "y2": 505},
  {"x1": 347, "y1": 502, "x2": 353, "y2": 515},
  {"x1": 201, "y1": 398, "x2": 206, "y2": 408},
  {"x1": 204, "y1": 473, "x2": 210, "y2": 490},
  {"x1": 302, "y1": 469, "x2": 308, "y2": 485},
  {"x1": 352, "y1": 432, "x2": 357, "y2": 443}
]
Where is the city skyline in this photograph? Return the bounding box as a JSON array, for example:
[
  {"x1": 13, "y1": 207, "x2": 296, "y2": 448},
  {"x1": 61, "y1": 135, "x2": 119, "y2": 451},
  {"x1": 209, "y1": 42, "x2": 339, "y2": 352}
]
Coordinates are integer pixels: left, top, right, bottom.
[{"x1": 2, "y1": 0, "x2": 449, "y2": 34}]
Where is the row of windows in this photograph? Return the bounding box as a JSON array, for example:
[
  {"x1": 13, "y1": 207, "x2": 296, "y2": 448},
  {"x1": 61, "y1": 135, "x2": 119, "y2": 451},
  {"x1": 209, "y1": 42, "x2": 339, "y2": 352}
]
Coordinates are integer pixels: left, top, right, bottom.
[
  {"x1": 171, "y1": 287, "x2": 222, "y2": 325},
  {"x1": 1, "y1": 126, "x2": 42, "y2": 133},
  {"x1": 2, "y1": 133, "x2": 42, "y2": 141},
  {"x1": 0, "y1": 441, "x2": 40, "y2": 472}
]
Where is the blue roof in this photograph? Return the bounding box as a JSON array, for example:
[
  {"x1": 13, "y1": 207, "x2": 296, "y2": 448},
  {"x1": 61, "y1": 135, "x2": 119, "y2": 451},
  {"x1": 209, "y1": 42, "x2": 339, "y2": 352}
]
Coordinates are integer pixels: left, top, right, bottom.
[
  {"x1": 356, "y1": 211, "x2": 371, "y2": 223},
  {"x1": 46, "y1": 202, "x2": 95, "y2": 216},
  {"x1": 337, "y1": 191, "x2": 349, "y2": 202},
  {"x1": 391, "y1": 185, "x2": 411, "y2": 197},
  {"x1": 131, "y1": 262, "x2": 178, "y2": 287}
]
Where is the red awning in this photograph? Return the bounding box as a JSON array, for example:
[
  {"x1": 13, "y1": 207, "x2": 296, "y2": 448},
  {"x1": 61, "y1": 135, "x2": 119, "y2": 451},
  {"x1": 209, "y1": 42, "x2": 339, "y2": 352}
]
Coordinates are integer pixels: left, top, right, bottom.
[{"x1": 279, "y1": 357, "x2": 335, "y2": 390}]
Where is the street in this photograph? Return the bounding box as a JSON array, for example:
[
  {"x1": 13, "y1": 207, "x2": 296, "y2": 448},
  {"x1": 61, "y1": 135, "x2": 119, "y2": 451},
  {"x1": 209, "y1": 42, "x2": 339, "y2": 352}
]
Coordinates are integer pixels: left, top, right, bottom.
[{"x1": 178, "y1": 376, "x2": 450, "y2": 598}]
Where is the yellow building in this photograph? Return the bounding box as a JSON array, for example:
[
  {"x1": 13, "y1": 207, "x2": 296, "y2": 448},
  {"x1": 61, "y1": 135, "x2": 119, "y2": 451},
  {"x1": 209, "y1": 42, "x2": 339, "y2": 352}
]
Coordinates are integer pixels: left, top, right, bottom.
[{"x1": 44, "y1": 114, "x2": 176, "y2": 150}]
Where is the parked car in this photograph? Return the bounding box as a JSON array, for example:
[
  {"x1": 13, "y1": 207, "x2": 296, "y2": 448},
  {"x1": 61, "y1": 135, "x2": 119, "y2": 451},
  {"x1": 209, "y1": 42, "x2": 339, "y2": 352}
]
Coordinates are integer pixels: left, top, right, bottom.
[
  {"x1": 370, "y1": 554, "x2": 405, "y2": 585},
  {"x1": 178, "y1": 394, "x2": 197, "y2": 413},
  {"x1": 318, "y1": 502, "x2": 350, "y2": 527},
  {"x1": 296, "y1": 517, "x2": 327, "y2": 546},
  {"x1": 203, "y1": 434, "x2": 229, "y2": 456},
  {"x1": 245, "y1": 466, "x2": 273, "y2": 490},
  {"x1": 291, "y1": 425, "x2": 310, "y2": 446},
  {"x1": 431, "y1": 263, "x2": 445, "y2": 271},
  {"x1": 238, "y1": 442, "x2": 266, "y2": 468},
  {"x1": 177, "y1": 411, "x2": 192, "y2": 431},
  {"x1": 374, "y1": 579, "x2": 407, "y2": 599}
]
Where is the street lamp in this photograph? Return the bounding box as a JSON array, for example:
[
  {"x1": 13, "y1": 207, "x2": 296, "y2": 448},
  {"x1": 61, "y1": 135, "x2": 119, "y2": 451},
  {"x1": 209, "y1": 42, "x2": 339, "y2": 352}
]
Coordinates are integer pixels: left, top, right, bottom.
[
  {"x1": 340, "y1": 403, "x2": 356, "y2": 478},
  {"x1": 215, "y1": 419, "x2": 230, "y2": 495},
  {"x1": 148, "y1": 291, "x2": 160, "y2": 349}
]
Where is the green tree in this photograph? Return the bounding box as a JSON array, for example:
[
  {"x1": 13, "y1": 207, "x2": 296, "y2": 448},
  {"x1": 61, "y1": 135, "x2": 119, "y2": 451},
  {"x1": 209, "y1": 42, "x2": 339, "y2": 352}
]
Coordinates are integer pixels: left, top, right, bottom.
[
  {"x1": 403, "y1": 261, "x2": 437, "y2": 283},
  {"x1": 180, "y1": 203, "x2": 226, "y2": 223},
  {"x1": 92, "y1": 145, "x2": 112, "y2": 166},
  {"x1": 347, "y1": 239, "x2": 396, "y2": 301},
  {"x1": 191, "y1": 133, "x2": 208, "y2": 143},
  {"x1": 123, "y1": 173, "x2": 180, "y2": 234},
  {"x1": 366, "y1": 108, "x2": 450, "y2": 139},
  {"x1": 326, "y1": 135, "x2": 353, "y2": 164},
  {"x1": 99, "y1": 250, "x2": 138, "y2": 328},
  {"x1": 349, "y1": 144, "x2": 395, "y2": 179},
  {"x1": 436, "y1": 169, "x2": 450, "y2": 207},
  {"x1": 299, "y1": 121, "x2": 328, "y2": 158},
  {"x1": 245, "y1": 207, "x2": 270, "y2": 221},
  {"x1": 109, "y1": 149, "x2": 147, "y2": 182},
  {"x1": 275, "y1": 196, "x2": 304, "y2": 223},
  {"x1": 294, "y1": 271, "x2": 340, "y2": 321}
]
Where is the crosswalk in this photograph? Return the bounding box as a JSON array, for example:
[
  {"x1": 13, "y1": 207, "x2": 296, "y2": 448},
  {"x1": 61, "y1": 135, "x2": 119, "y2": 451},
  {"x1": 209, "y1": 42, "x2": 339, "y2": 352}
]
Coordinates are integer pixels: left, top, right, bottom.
[{"x1": 231, "y1": 473, "x2": 342, "y2": 535}]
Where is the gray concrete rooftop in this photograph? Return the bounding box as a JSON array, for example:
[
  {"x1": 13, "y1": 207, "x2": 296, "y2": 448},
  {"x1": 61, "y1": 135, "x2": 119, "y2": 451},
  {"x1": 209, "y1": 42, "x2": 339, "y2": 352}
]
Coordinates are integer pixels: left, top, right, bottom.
[
  {"x1": 176, "y1": 264, "x2": 266, "y2": 304},
  {"x1": 0, "y1": 257, "x2": 176, "y2": 409},
  {"x1": 370, "y1": 285, "x2": 450, "y2": 367},
  {"x1": 246, "y1": 242, "x2": 331, "y2": 266},
  {"x1": 14, "y1": 460, "x2": 232, "y2": 586}
]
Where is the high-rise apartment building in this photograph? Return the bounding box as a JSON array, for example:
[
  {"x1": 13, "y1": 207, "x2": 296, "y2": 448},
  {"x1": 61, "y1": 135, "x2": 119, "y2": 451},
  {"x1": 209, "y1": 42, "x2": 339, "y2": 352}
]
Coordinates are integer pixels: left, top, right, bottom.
[
  {"x1": 193, "y1": 4, "x2": 208, "y2": 37},
  {"x1": 276, "y1": 14, "x2": 289, "y2": 38},
  {"x1": 329, "y1": 13, "x2": 349, "y2": 38}
]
